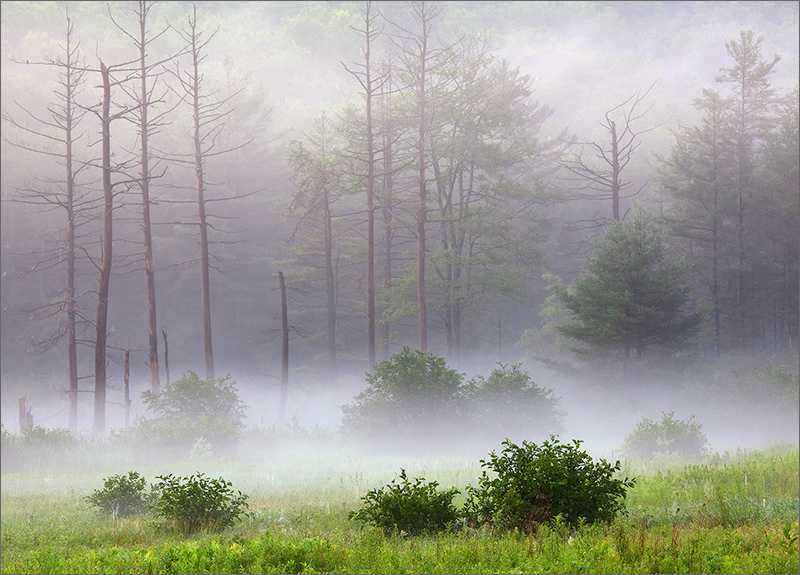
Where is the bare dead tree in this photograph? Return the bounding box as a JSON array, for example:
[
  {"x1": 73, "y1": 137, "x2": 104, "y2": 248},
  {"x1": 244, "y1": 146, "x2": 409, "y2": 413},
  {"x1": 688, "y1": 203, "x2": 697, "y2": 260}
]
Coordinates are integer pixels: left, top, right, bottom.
[
  {"x1": 83, "y1": 54, "x2": 140, "y2": 435},
  {"x1": 107, "y1": 0, "x2": 186, "y2": 396},
  {"x1": 559, "y1": 82, "x2": 664, "y2": 226},
  {"x1": 2, "y1": 13, "x2": 93, "y2": 432},
  {"x1": 165, "y1": 5, "x2": 258, "y2": 380}
]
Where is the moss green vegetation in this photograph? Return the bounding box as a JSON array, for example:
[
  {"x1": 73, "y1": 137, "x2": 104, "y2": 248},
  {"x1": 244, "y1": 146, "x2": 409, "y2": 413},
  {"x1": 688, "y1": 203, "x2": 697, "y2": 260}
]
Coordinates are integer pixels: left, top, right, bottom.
[{"x1": 2, "y1": 446, "x2": 798, "y2": 574}]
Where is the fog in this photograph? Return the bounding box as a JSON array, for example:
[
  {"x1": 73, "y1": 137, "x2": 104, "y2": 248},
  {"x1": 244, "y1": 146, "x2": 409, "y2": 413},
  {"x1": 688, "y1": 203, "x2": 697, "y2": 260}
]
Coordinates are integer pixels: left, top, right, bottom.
[{"x1": 1, "y1": 1, "x2": 798, "y2": 461}]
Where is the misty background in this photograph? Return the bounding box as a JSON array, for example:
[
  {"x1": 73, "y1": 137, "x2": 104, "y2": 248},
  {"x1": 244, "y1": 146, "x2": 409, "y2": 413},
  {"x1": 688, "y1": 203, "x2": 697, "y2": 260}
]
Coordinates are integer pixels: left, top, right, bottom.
[{"x1": 1, "y1": 1, "x2": 798, "y2": 458}]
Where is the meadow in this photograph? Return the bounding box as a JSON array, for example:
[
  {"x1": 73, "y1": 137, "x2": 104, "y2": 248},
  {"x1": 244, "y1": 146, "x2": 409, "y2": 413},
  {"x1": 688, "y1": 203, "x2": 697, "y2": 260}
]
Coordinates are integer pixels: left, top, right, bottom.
[{"x1": 1, "y1": 435, "x2": 798, "y2": 574}]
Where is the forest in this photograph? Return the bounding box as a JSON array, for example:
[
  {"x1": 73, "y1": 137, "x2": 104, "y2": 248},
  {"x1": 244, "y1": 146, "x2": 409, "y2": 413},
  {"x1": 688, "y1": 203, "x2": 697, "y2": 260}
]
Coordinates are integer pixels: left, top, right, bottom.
[{"x1": 0, "y1": 1, "x2": 798, "y2": 448}]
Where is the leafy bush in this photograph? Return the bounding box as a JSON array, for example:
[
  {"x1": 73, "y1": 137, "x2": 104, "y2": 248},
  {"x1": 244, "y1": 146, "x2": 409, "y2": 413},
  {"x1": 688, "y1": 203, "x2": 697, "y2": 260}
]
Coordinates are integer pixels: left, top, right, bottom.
[
  {"x1": 85, "y1": 471, "x2": 157, "y2": 518},
  {"x1": 151, "y1": 473, "x2": 249, "y2": 533},
  {"x1": 349, "y1": 469, "x2": 461, "y2": 536},
  {"x1": 465, "y1": 362, "x2": 564, "y2": 443},
  {"x1": 1, "y1": 424, "x2": 83, "y2": 471},
  {"x1": 338, "y1": 346, "x2": 465, "y2": 444},
  {"x1": 128, "y1": 371, "x2": 247, "y2": 456},
  {"x1": 464, "y1": 436, "x2": 635, "y2": 531},
  {"x1": 623, "y1": 411, "x2": 710, "y2": 460}
]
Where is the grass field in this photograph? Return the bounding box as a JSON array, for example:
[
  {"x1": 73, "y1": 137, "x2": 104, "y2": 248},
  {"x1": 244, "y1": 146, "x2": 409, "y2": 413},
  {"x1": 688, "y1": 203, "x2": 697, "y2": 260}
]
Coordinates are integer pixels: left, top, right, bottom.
[{"x1": 1, "y1": 439, "x2": 798, "y2": 574}]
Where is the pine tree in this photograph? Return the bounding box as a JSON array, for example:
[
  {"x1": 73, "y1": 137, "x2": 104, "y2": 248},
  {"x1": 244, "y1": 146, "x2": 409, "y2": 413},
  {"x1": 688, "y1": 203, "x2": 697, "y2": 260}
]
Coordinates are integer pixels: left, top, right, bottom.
[{"x1": 555, "y1": 212, "x2": 703, "y2": 362}]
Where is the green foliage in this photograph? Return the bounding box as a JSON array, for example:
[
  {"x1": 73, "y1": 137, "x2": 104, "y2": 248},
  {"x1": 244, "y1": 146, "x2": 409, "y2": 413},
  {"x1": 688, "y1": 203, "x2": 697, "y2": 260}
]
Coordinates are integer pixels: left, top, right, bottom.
[
  {"x1": 338, "y1": 346, "x2": 465, "y2": 443},
  {"x1": 555, "y1": 212, "x2": 704, "y2": 361},
  {"x1": 339, "y1": 348, "x2": 565, "y2": 449},
  {"x1": 151, "y1": 473, "x2": 249, "y2": 534},
  {"x1": 349, "y1": 469, "x2": 461, "y2": 536},
  {"x1": 131, "y1": 371, "x2": 247, "y2": 456},
  {"x1": 1, "y1": 447, "x2": 798, "y2": 574},
  {"x1": 623, "y1": 411, "x2": 710, "y2": 460},
  {"x1": 465, "y1": 362, "x2": 564, "y2": 443},
  {"x1": 18, "y1": 424, "x2": 75, "y2": 448},
  {"x1": 465, "y1": 436, "x2": 636, "y2": 531},
  {"x1": 85, "y1": 471, "x2": 157, "y2": 518},
  {"x1": 0, "y1": 424, "x2": 82, "y2": 471}
]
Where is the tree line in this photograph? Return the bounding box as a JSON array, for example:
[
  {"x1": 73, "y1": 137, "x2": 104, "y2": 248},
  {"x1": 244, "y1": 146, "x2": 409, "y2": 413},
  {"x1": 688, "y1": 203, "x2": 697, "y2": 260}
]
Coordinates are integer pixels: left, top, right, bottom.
[{"x1": 1, "y1": 2, "x2": 797, "y2": 433}]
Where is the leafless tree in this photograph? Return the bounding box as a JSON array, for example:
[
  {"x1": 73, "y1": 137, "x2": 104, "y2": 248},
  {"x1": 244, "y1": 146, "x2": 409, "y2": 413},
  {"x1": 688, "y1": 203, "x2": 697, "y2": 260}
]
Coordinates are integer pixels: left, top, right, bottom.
[
  {"x1": 108, "y1": 0, "x2": 185, "y2": 396},
  {"x1": 2, "y1": 14, "x2": 94, "y2": 432},
  {"x1": 559, "y1": 82, "x2": 663, "y2": 226},
  {"x1": 166, "y1": 5, "x2": 258, "y2": 380}
]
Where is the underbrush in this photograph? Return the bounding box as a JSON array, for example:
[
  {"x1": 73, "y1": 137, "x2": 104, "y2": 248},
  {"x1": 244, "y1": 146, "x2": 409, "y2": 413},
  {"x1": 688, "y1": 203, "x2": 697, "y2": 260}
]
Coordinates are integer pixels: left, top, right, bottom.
[{"x1": 2, "y1": 444, "x2": 798, "y2": 574}]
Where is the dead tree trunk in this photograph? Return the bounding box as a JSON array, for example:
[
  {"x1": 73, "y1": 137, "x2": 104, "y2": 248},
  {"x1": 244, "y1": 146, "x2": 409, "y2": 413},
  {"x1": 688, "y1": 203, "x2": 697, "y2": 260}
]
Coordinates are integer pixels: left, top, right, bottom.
[
  {"x1": 278, "y1": 271, "x2": 289, "y2": 426},
  {"x1": 93, "y1": 58, "x2": 113, "y2": 436},
  {"x1": 124, "y1": 342, "x2": 131, "y2": 427},
  {"x1": 136, "y1": 1, "x2": 161, "y2": 396},
  {"x1": 18, "y1": 397, "x2": 34, "y2": 432},
  {"x1": 162, "y1": 329, "x2": 170, "y2": 386}
]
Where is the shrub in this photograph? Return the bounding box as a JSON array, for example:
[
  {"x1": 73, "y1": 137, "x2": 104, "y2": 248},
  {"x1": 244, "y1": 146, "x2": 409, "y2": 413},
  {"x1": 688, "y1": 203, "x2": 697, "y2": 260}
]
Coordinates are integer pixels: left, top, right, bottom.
[
  {"x1": 151, "y1": 473, "x2": 249, "y2": 533},
  {"x1": 464, "y1": 436, "x2": 635, "y2": 531},
  {"x1": 338, "y1": 347, "x2": 465, "y2": 444},
  {"x1": 1, "y1": 424, "x2": 82, "y2": 471},
  {"x1": 129, "y1": 371, "x2": 247, "y2": 456},
  {"x1": 85, "y1": 471, "x2": 157, "y2": 518},
  {"x1": 623, "y1": 411, "x2": 710, "y2": 460},
  {"x1": 349, "y1": 469, "x2": 461, "y2": 536},
  {"x1": 465, "y1": 362, "x2": 564, "y2": 443}
]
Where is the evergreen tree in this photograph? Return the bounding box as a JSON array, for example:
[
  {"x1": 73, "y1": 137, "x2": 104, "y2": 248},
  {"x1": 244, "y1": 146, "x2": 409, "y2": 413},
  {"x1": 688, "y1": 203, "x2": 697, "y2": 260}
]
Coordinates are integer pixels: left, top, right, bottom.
[{"x1": 554, "y1": 212, "x2": 703, "y2": 362}]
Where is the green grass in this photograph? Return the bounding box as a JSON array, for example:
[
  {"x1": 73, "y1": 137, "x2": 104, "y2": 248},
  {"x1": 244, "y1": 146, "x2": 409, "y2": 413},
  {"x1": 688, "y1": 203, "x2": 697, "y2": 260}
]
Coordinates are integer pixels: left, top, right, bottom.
[{"x1": 2, "y1": 445, "x2": 798, "y2": 573}]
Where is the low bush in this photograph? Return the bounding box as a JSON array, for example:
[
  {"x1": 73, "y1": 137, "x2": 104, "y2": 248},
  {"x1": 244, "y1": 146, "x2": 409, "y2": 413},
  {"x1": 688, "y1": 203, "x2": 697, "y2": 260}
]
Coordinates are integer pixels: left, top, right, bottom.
[
  {"x1": 464, "y1": 435, "x2": 635, "y2": 532},
  {"x1": 623, "y1": 411, "x2": 710, "y2": 460},
  {"x1": 349, "y1": 469, "x2": 461, "y2": 536},
  {"x1": 85, "y1": 471, "x2": 157, "y2": 518},
  {"x1": 151, "y1": 473, "x2": 249, "y2": 533}
]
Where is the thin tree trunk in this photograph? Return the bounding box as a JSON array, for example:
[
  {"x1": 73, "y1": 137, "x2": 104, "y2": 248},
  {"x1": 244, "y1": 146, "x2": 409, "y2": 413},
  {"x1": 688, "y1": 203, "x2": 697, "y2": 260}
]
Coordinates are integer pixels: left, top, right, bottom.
[
  {"x1": 162, "y1": 329, "x2": 170, "y2": 385},
  {"x1": 94, "y1": 58, "x2": 112, "y2": 436},
  {"x1": 324, "y1": 197, "x2": 337, "y2": 377},
  {"x1": 416, "y1": 8, "x2": 428, "y2": 352},
  {"x1": 191, "y1": 36, "x2": 214, "y2": 380},
  {"x1": 124, "y1": 342, "x2": 131, "y2": 428},
  {"x1": 365, "y1": 9, "x2": 376, "y2": 366},
  {"x1": 137, "y1": 0, "x2": 160, "y2": 395},
  {"x1": 278, "y1": 271, "x2": 289, "y2": 426},
  {"x1": 65, "y1": 22, "x2": 78, "y2": 431},
  {"x1": 610, "y1": 119, "x2": 620, "y2": 221}
]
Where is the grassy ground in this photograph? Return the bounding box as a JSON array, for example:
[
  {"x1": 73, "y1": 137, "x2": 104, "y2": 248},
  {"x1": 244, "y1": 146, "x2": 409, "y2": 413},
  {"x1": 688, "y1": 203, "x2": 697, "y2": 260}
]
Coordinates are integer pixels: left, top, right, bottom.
[{"x1": 1, "y1": 445, "x2": 798, "y2": 573}]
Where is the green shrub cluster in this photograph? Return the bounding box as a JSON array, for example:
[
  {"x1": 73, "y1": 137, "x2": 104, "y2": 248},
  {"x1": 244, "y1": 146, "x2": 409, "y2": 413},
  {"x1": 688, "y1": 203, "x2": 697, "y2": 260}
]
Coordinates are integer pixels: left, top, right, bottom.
[
  {"x1": 349, "y1": 469, "x2": 460, "y2": 536},
  {"x1": 85, "y1": 471, "x2": 157, "y2": 518},
  {"x1": 152, "y1": 473, "x2": 250, "y2": 533},
  {"x1": 623, "y1": 411, "x2": 709, "y2": 460},
  {"x1": 464, "y1": 436, "x2": 635, "y2": 531},
  {"x1": 1, "y1": 422, "x2": 83, "y2": 471},
  {"x1": 339, "y1": 347, "x2": 564, "y2": 448},
  {"x1": 119, "y1": 371, "x2": 247, "y2": 458},
  {"x1": 85, "y1": 471, "x2": 249, "y2": 534},
  {"x1": 351, "y1": 435, "x2": 635, "y2": 536}
]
